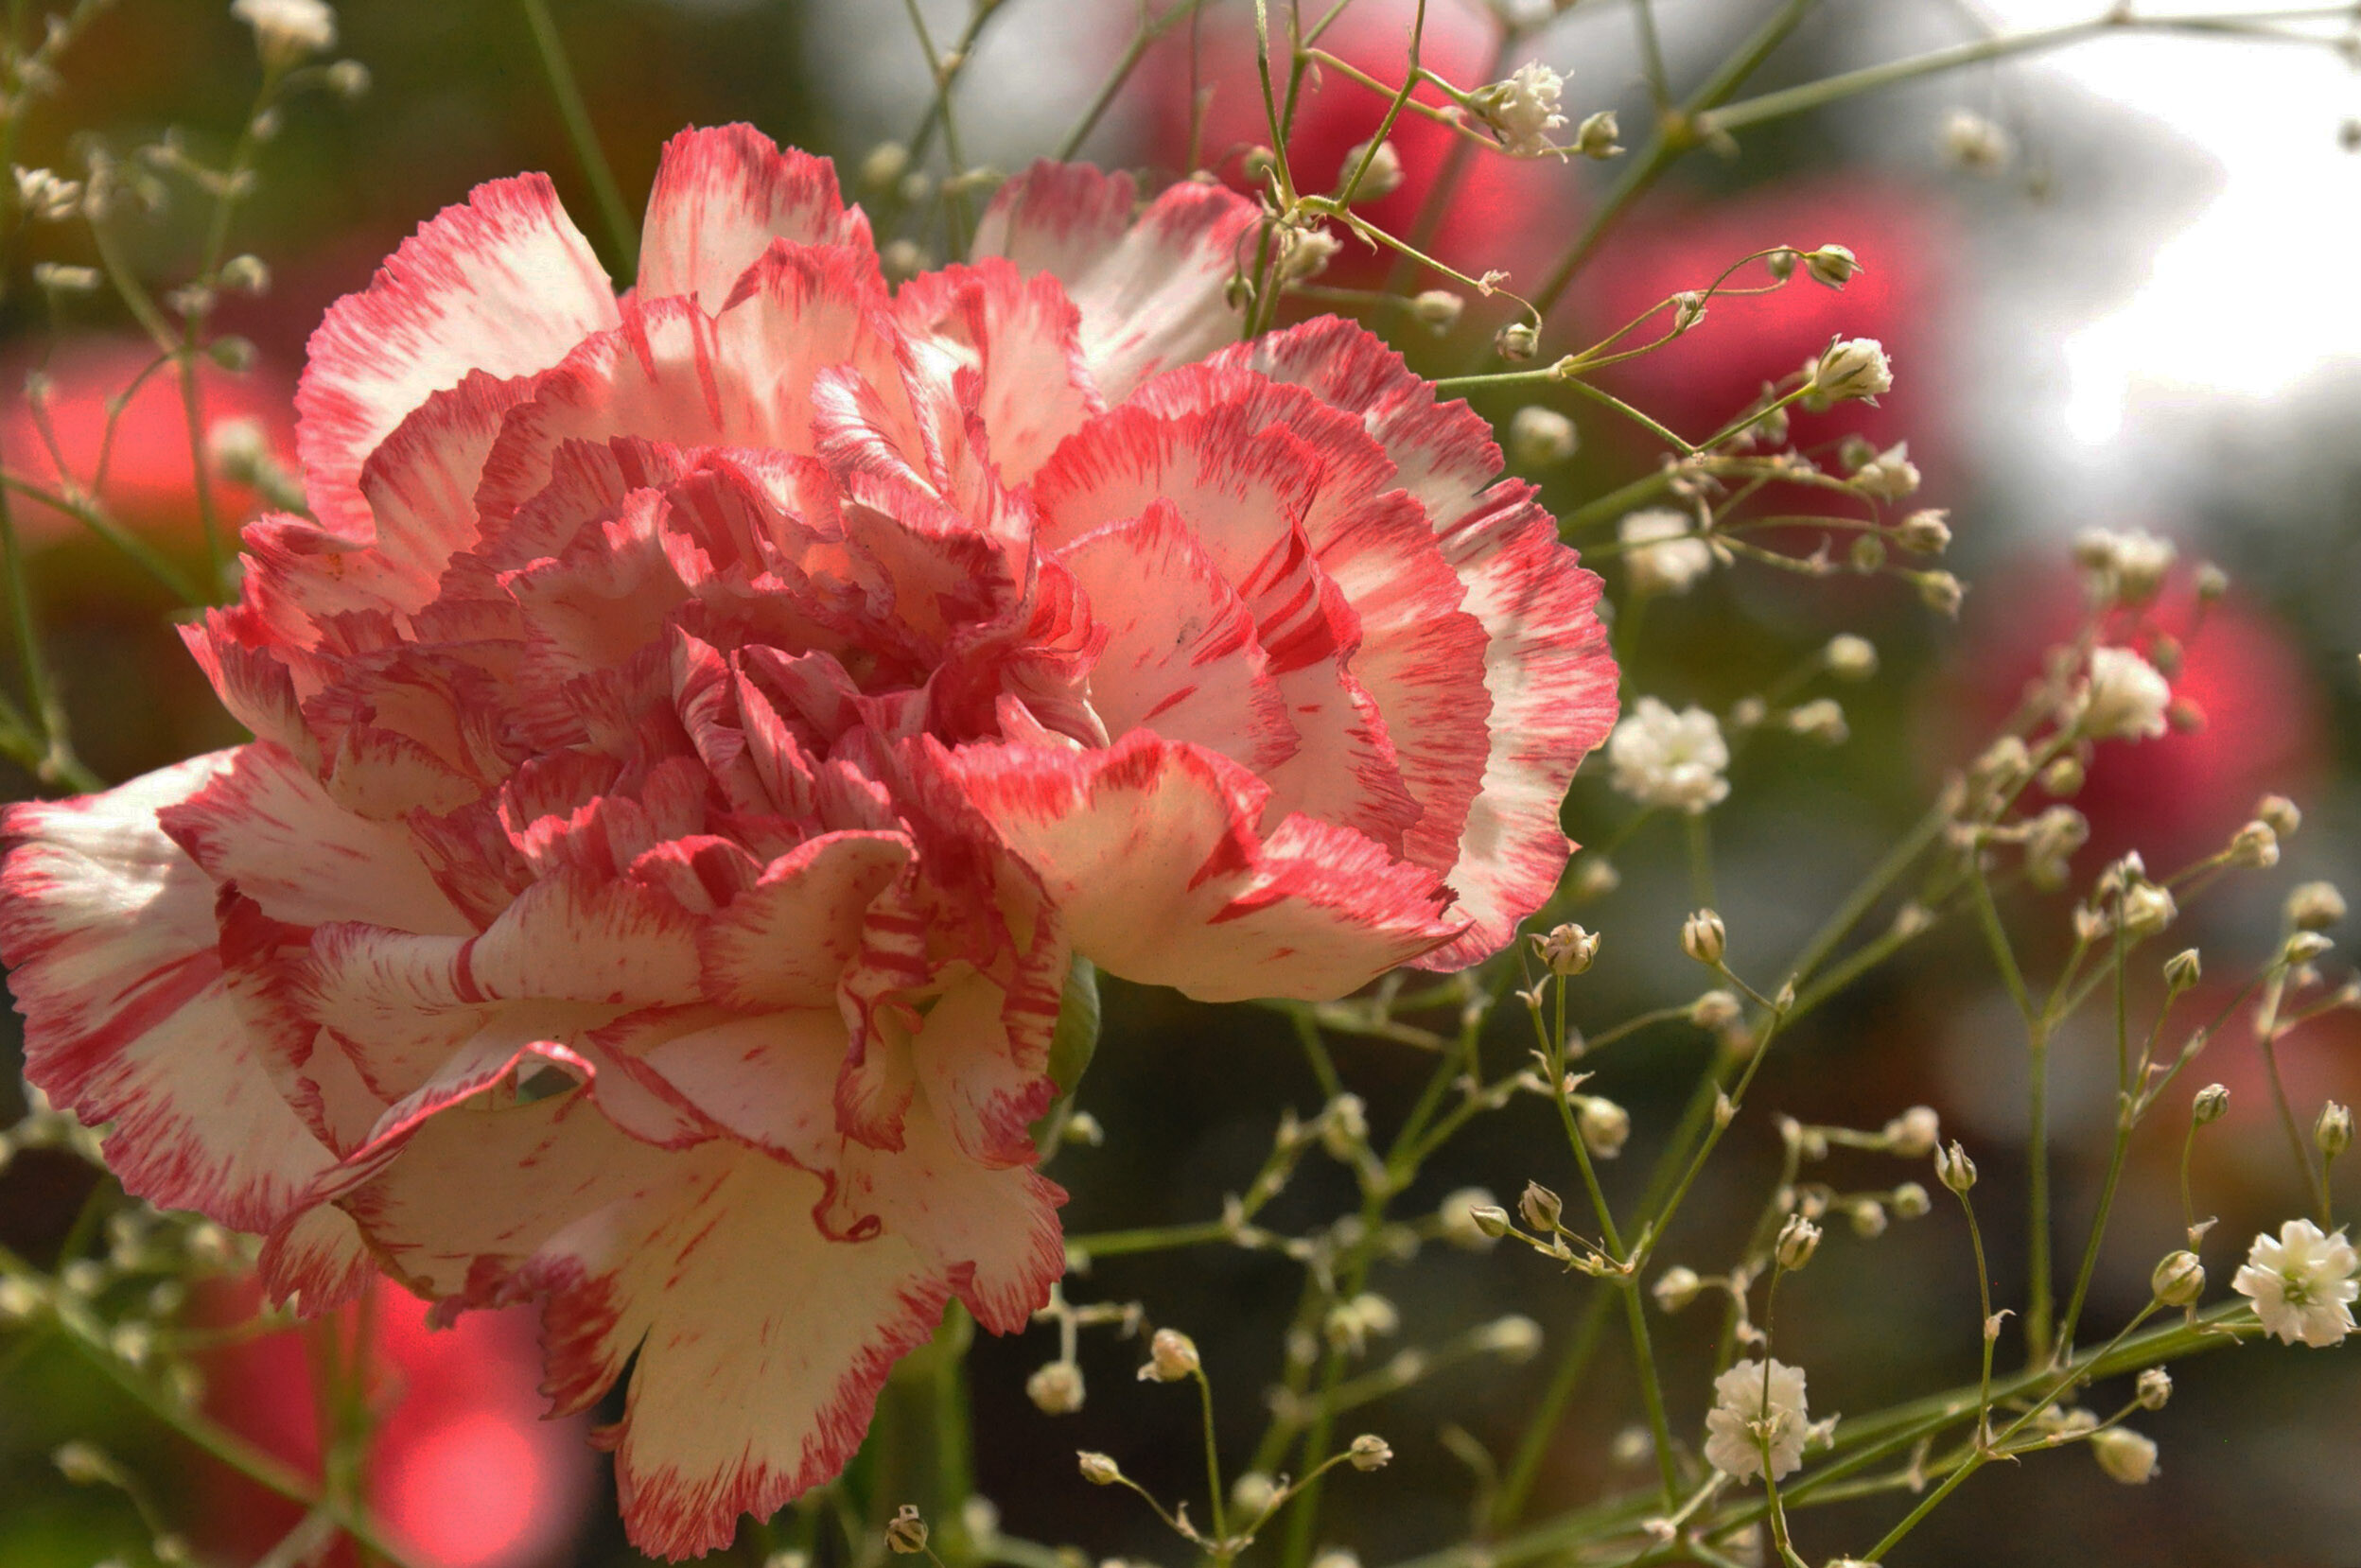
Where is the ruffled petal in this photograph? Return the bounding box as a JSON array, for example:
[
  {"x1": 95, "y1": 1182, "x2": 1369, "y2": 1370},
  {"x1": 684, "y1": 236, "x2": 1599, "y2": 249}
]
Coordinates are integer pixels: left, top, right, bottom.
[
  {"x1": 973, "y1": 161, "x2": 1257, "y2": 400},
  {"x1": 701, "y1": 831, "x2": 914, "y2": 1009},
  {"x1": 0, "y1": 754, "x2": 334, "y2": 1228},
  {"x1": 937, "y1": 732, "x2": 1462, "y2": 1001},
  {"x1": 298, "y1": 174, "x2": 621, "y2": 538},
  {"x1": 637, "y1": 125, "x2": 875, "y2": 314},
  {"x1": 895, "y1": 258, "x2": 1102, "y2": 485}
]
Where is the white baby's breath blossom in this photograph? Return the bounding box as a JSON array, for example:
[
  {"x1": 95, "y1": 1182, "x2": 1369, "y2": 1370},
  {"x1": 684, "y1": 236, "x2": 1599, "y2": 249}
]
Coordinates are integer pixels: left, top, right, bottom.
[
  {"x1": 1619, "y1": 509, "x2": 1713, "y2": 596},
  {"x1": 2077, "y1": 647, "x2": 2172, "y2": 741},
  {"x1": 1439, "y1": 1187, "x2": 1502, "y2": 1250},
  {"x1": 1850, "y1": 442, "x2": 1919, "y2": 499},
  {"x1": 2232, "y1": 1219, "x2": 2358, "y2": 1347},
  {"x1": 1941, "y1": 109, "x2": 2013, "y2": 172},
  {"x1": 11, "y1": 166, "x2": 81, "y2": 221},
  {"x1": 231, "y1": 0, "x2": 336, "y2": 61},
  {"x1": 2090, "y1": 1427, "x2": 2158, "y2": 1485},
  {"x1": 1488, "y1": 62, "x2": 1567, "y2": 155},
  {"x1": 1813, "y1": 338, "x2": 1893, "y2": 403},
  {"x1": 1607, "y1": 698, "x2": 1730, "y2": 813},
  {"x1": 1509, "y1": 406, "x2": 1578, "y2": 468},
  {"x1": 1704, "y1": 1358, "x2": 1812, "y2": 1481}
]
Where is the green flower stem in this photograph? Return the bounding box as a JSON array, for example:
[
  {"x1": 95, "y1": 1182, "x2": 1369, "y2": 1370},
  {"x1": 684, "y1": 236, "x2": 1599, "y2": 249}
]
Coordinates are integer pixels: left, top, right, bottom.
[
  {"x1": 1055, "y1": 0, "x2": 1209, "y2": 162},
  {"x1": 518, "y1": 0, "x2": 637, "y2": 276},
  {"x1": 0, "y1": 470, "x2": 206, "y2": 604}
]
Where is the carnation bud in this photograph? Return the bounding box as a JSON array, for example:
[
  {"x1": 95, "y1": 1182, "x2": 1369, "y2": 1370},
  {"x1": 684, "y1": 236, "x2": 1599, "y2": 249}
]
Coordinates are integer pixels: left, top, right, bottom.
[
  {"x1": 1509, "y1": 406, "x2": 1579, "y2": 469},
  {"x1": 1348, "y1": 1433, "x2": 1393, "y2": 1471},
  {"x1": 1026, "y1": 1360, "x2": 1086, "y2": 1414},
  {"x1": 1775, "y1": 1212, "x2": 1823, "y2": 1269},
  {"x1": 2136, "y1": 1367, "x2": 2172, "y2": 1411},
  {"x1": 1882, "y1": 1106, "x2": 1940, "y2": 1159},
  {"x1": 1467, "y1": 1203, "x2": 1513, "y2": 1239},
  {"x1": 1891, "y1": 1181, "x2": 1932, "y2": 1220},
  {"x1": 2162, "y1": 949, "x2": 2201, "y2": 991},
  {"x1": 1812, "y1": 337, "x2": 1893, "y2": 403},
  {"x1": 1652, "y1": 1265, "x2": 1703, "y2": 1312},
  {"x1": 1409, "y1": 288, "x2": 1463, "y2": 332},
  {"x1": 1804, "y1": 243, "x2": 1861, "y2": 288},
  {"x1": 1682, "y1": 909, "x2": 1726, "y2": 967},
  {"x1": 2151, "y1": 1250, "x2": 2205, "y2": 1306},
  {"x1": 1897, "y1": 508, "x2": 1951, "y2": 554},
  {"x1": 1936, "y1": 1141, "x2": 1977, "y2": 1193},
  {"x1": 1495, "y1": 320, "x2": 1539, "y2": 361},
  {"x1": 2318, "y1": 1102, "x2": 2352, "y2": 1159},
  {"x1": 2228, "y1": 820, "x2": 2279, "y2": 869},
  {"x1": 1142, "y1": 1327, "x2": 1201, "y2": 1382},
  {"x1": 1078, "y1": 1451, "x2": 1122, "y2": 1485},
  {"x1": 2287, "y1": 881, "x2": 2346, "y2": 930},
  {"x1": 1571, "y1": 110, "x2": 1621, "y2": 159},
  {"x1": 885, "y1": 1506, "x2": 930, "y2": 1555},
  {"x1": 1824, "y1": 634, "x2": 1878, "y2": 680},
  {"x1": 1439, "y1": 1186, "x2": 1501, "y2": 1250},
  {"x1": 2257, "y1": 794, "x2": 2301, "y2": 838},
  {"x1": 2090, "y1": 1427, "x2": 2158, "y2": 1486},
  {"x1": 2191, "y1": 1083, "x2": 2230, "y2": 1124},
  {"x1": 1576, "y1": 1096, "x2": 1631, "y2": 1159},
  {"x1": 1338, "y1": 138, "x2": 1404, "y2": 200},
  {"x1": 2040, "y1": 756, "x2": 2086, "y2": 797},
  {"x1": 1519, "y1": 1180, "x2": 1564, "y2": 1233},
  {"x1": 1690, "y1": 989, "x2": 1741, "y2": 1029}
]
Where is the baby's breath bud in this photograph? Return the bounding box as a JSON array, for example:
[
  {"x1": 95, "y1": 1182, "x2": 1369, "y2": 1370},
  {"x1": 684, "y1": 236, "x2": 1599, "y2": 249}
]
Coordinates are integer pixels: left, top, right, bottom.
[
  {"x1": 1077, "y1": 1451, "x2": 1122, "y2": 1485},
  {"x1": 885, "y1": 1506, "x2": 930, "y2": 1555},
  {"x1": 1311, "y1": 1549, "x2": 1360, "y2": 1568},
  {"x1": 1775, "y1": 1213, "x2": 1823, "y2": 1270},
  {"x1": 1338, "y1": 138, "x2": 1404, "y2": 200},
  {"x1": 1519, "y1": 1180, "x2": 1564, "y2": 1233},
  {"x1": 1573, "y1": 110, "x2": 1622, "y2": 159},
  {"x1": 206, "y1": 336, "x2": 257, "y2": 374},
  {"x1": 1027, "y1": 1361, "x2": 1085, "y2": 1414},
  {"x1": 324, "y1": 59, "x2": 370, "y2": 98},
  {"x1": 1890, "y1": 1181, "x2": 1932, "y2": 1220},
  {"x1": 1409, "y1": 288, "x2": 1463, "y2": 331},
  {"x1": 1232, "y1": 1471, "x2": 1278, "y2": 1517},
  {"x1": 2287, "y1": 881, "x2": 2346, "y2": 930},
  {"x1": 53, "y1": 1441, "x2": 114, "y2": 1484},
  {"x1": 1812, "y1": 338, "x2": 1893, "y2": 403},
  {"x1": 1142, "y1": 1327, "x2": 1201, "y2": 1383},
  {"x1": 2229, "y1": 819, "x2": 2279, "y2": 869},
  {"x1": 1766, "y1": 248, "x2": 1798, "y2": 282},
  {"x1": 1682, "y1": 909, "x2": 1727, "y2": 967},
  {"x1": 219, "y1": 253, "x2": 271, "y2": 295},
  {"x1": 2284, "y1": 931, "x2": 2335, "y2": 966},
  {"x1": 1896, "y1": 508, "x2": 1951, "y2": 554},
  {"x1": 1849, "y1": 533, "x2": 1888, "y2": 572},
  {"x1": 1478, "y1": 1314, "x2": 1544, "y2": 1361},
  {"x1": 1851, "y1": 442, "x2": 1919, "y2": 499},
  {"x1": 2040, "y1": 756, "x2": 2086, "y2": 797},
  {"x1": 1916, "y1": 571, "x2": 1965, "y2": 617},
  {"x1": 1468, "y1": 1203, "x2": 1513, "y2": 1239},
  {"x1": 1785, "y1": 698, "x2": 1848, "y2": 745},
  {"x1": 30, "y1": 262, "x2": 99, "y2": 292},
  {"x1": 1320, "y1": 1093, "x2": 1369, "y2": 1160},
  {"x1": 1882, "y1": 1106, "x2": 1940, "y2": 1159},
  {"x1": 2134, "y1": 1367, "x2": 2173, "y2": 1411},
  {"x1": 1576, "y1": 1096, "x2": 1631, "y2": 1159},
  {"x1": 1690, "y1": 989, "x2": 1741, "y2": 1029},
  {"x1": 231, "y1": 0, "x2": 337, "y2": 65},
  {"x1": 1652, "y1": 1265, "x2": 1703, "y2": 1313},
  {"x1": 1804, "y1": 244, "x2": 1861, "y2": 288},
  {"x1": 2121, "y1": 881, "x2": 2177, "y2": 939},
  {"x1": 1849, "y1": 1200, "x2": 1889, "y2": 1239},
  {"x1": 1941, "y1": 108, "x2": 2013, "y2": 173},
  {"x1": 862, "y1": 143, "x2": 910, "y2": 193},
  {"x1": 2162, "y1": 949, "x2": 2201, "y2": 992},
  {"x1": 2317, "y1": 1102, "x2": 2352, "y2": 1159},
  {"x1": 2110, "y1": 531, "x2": 2176, "y2": 604},
  {"x1": 1935, "y1": 1141, "x2": 1977, "y2": 1193},
  {"x1": 1439, "y1": 1187, "x2": 1501, "y2": 1250},
  {"x1": 0, "y1": 1275, "x2": 43, "y2": 1323},
  {"x1": 1530, "y1": 922, "x2": 1600, "y2": 977},
  {"x1": 1824, "y1": 635, "x2": 1878, "y2": 680},
  {"x1": 2151, "y1": 1250, "x2": 2205, "y2": 1306},
  {"x1": 1509, "y1": 406, "x2": 1579, "y2": 468},
  {"x1": 2257, "y1": 794, "x2": 2301, "y2": 838},
  {"x1": 1348, "y1": 1433, "x2": 1393, "y2": 1471},
  {"x1": 2090, "y1": 1427, "x2": 2158, "y2": 1485},
  {"x1": 1495, "y1": 320, "x2": 1539, "y2": 361},
  {"x1": 2192, "y1": 1083, "x2": 2230, "y2": 1124},
  {"x1": 1570, "y1": 855, "x2": 1619, "y2": 899}
]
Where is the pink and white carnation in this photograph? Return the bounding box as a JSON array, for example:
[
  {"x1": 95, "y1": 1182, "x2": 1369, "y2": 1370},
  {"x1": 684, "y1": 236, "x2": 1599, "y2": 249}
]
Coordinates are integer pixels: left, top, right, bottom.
[{"x1": 0, "y1": 126, "x2": 1615, "y2": 1555}]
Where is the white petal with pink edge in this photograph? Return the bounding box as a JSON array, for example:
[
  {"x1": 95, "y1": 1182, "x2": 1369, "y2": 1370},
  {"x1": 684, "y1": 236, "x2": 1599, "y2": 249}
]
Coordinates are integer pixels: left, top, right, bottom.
[{"x1": 638, "y1": 125, "x2": 875, "y2": 314}]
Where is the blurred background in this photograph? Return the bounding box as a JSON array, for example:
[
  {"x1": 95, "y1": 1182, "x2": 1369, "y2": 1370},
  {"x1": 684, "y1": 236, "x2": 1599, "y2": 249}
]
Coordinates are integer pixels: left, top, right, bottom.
[{"x1": 0, "y1": 1, "x2": 2355, "y2": 1564}]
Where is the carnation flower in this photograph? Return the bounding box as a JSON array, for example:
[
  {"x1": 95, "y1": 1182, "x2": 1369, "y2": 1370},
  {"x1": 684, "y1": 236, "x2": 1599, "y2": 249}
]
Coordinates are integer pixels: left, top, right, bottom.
[
  {"x1": 1607, "y1": 697, "x2": 1730, "y2": 812},
  {"x1": 0, "y1": 126, "x2": 1614, "y2": 1556},
  {"x1": 1618, "y1": 509, "x2": 1712, "y2": 597},
  {"x1": 2078, "y1": 646, "x2": 2172, "y2": 741},
  {"x1": 2231, "y1": 1218, "x2": 2358, "y2": 1347},
  {"x1": 1703, "y1": 1357, "x2": 1810, "y2": 1481}
]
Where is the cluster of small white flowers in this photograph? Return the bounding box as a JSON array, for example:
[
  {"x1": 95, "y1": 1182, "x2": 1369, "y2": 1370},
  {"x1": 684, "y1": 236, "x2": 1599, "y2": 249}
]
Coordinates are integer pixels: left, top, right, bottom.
[
  {"x1": 1607, "y1": 698, "x2": 1730, "y2": 813},
  {"x1": 231, "y1": 0, "x2": 336, "y2": 60},
  {"x1": 1703, "y1": 1358, "x2": 1812, "y2": 1481},
  {"x1": 1489, "y1": 61, "x2": 1566, "y2": 155},
  {"x1": 1618, "y1": 509, "x2": 1713, "y2": 596},
  {"x1": 2076, "y1": 646, "x2": 2172, "y2": 741},
  {"x1": 1941, "y1": 108, "x2": 2013, "y2": 173},
  {"x1": 2232, "y1": 1218, "x2": 2358, "y2": 1347}
]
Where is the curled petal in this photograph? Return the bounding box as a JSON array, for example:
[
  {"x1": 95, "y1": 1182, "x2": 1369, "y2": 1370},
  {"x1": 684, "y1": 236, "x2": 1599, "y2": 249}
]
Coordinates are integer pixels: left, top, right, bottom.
[{"x1": 638, "y1": 124, "x2": 875, "y2": 314}]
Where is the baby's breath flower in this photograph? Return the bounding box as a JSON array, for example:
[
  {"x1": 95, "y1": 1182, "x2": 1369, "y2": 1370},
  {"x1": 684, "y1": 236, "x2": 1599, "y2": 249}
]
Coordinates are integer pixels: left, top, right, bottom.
[
  {"x1": 1824, "y1": 635, "x2": 1879, "y2": 680},
  {"x1": 2090, "y1": 1428, "x2": 2158, "y2": 1485},
  {"x1": 1487, "y1": 62, "x2": 1567, "y2": 155},
  {"x1": 1703, "y1": 1358, "x2": 1811, "y2": 1481},
  {"x1": 1653, "y1": 1265, "x2": 1703, "y2": 1313},
  {"x1": 1784, "y1": 698, "x2": 1848, "y2": 745},
  {"x1": 1897, "y1": 508, "x2": 1952, "y2": 553},
  {"x1": 2318, "y1": 1102, "x2": 2352, "y2": 1159},
  {"x1": 232, "y1": 0, "x2": 337, "y2": 63},
  {"x1": 1572, "y1": 110, "x2": 1621, "y2": 159},
  {"x1": 1681, "y1": 909, "x2": 1727, "y2": 967},
  {"x1": 1348, "y1": 1433, "x2": 1393, "y2": 1471},
  {"x1": 2230, "y1": 819, "x2": 2280, "y2": 868},
  {"x1": 1941, "y1": 108, "x2": 2013, "y2": 172},
  {"x1": 1850, "y1": 441, "x2": 1918, "y2": 498},
  {"x1": 2152, "y1": 1249, "x2": 2207, "y2": 1307},
  {"x1": 1618, "y1": 509, "x2": 1713, "y2": 597},
  {"x1": 2163, "y1": 948, "x2": 2202, "y2": 991},
  {"x1": 11, "y1": 166, "x2": 81, "y2": 221},
  {"x1": 1439, "y1": 1187, "x2": 1501, "y2": 1250},
  {"x1": 1338, "y1": 138, "x2": 1403, "y2": 200},
  {"x1": 1576, "y1": 1095, "x2": 1630, "y2": 1159},
  {"x1": 2121, "y1": 881, "x2": 2177, "y2": 939},
  {"x1": 1935, "y1": 1141, "x2": 1977, "y2": 1193},
  {"x1": 1775, "y1": 1213, "x2": 1822, "y2": 1270},
  {"x1": 1519, "y1": 1181, "x2": 1564, "y2": 1233},
  {"x1": 884, "y1": 1506, "x2": 930, "y2": 1555},
  {"x1": 1531, "y1": 922, "x2": 1600, "y2": 976},
  {"x1": 2077, "y1": 647, "x2": 2172, "y2": 741},
  {"x1": 2287, "y1": 881, "x2": 2346, "y2": 930},
  {"x1": 2258, "y1": 793, "x2": 2302, "y2": 838},
  {"x1": 2109, "y1": 531, "x2": 2177, "y2": 603},
  {"x1": 1509, "y1": 406, "x2": 1578, "y2": 468},
  {"x1": 2137, "y1": 1367, "x2": 2173, "y2": 1410},
  {"x1": 1140, "y1": 1327, "x2": 1200, "y2": 1383},
  {"x1": 1608, "y1": 699, "x2": 1729, "y2": 812},
  {"x1": 1812, "y1": 338, "x2": 1893, "y2": 403},
  {"x1": 2192, "y1": 1084, "x2": 2230, "y2": 1124},
  {"x1": 1890, "y1": 1182, "x2": 1932, "y2": 1220},
  {"x1": 1077, "y1": 1451, "x2": 1122, "y2": 1485},
  {"x1": 1882, "y1": 1106, "x2": 1940, "y2": 1159},
  {"x1": 1690, "y1": 990, "x2": 1741, "y2": 1029},
  {"x1": 1803, "y1": 244, "x2": 1861, "y2": 288},
  {"x1": 1478, "y1": 1314, "x2": 1544, "y2": 1361},
  {"x1": 1027, "y1": 1360, "x2": 1085, "y2": 1414},
  {"x1": 1409, "y1": 288, "x2": 1463, "y2": 331}
]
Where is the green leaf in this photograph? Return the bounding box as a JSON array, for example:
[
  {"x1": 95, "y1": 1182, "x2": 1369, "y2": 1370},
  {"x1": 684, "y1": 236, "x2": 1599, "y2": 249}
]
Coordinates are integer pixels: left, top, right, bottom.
[{"x1": 1030, "y1": 956, "x2": 1101, "y2": 1151}]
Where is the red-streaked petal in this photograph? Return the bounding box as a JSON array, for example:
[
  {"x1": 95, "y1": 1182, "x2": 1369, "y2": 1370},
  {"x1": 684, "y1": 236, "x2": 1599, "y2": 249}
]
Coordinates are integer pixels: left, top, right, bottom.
[
  {"x1": 937, "y1": 732, "x2": 1462, "y2": 1001},
  {"x1": 637, "y1": 125, "x2": 874, "y2": 314},
  {"x1": 156, "y1": 740, "x2": 471, "y2": 935},
  {"x1": 894, "y1": 258, "x2": 1101, "y2": 485},
  {"x1": 701, "y1": 831, "x2": 913, "y2": 1010},
  {"x1": 973, "y1": 161, "x2": 1257, "y2": 399},
  {"x1": 0, "y1": 753, "x2": 332, "y2": 1228},
  {"x1": 297, "y1": 174, "x2": 620, "y2": 538}
]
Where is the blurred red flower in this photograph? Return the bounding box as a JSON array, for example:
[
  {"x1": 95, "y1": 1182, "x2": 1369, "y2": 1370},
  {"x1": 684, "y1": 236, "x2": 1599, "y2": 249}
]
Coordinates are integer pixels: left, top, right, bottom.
[
  {"x1": 0, "y1": 335, "x2": 296, "y2": 547},
  {"x1": 197, "y1": 1280, "x2": 593, "y2": 1568}
]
